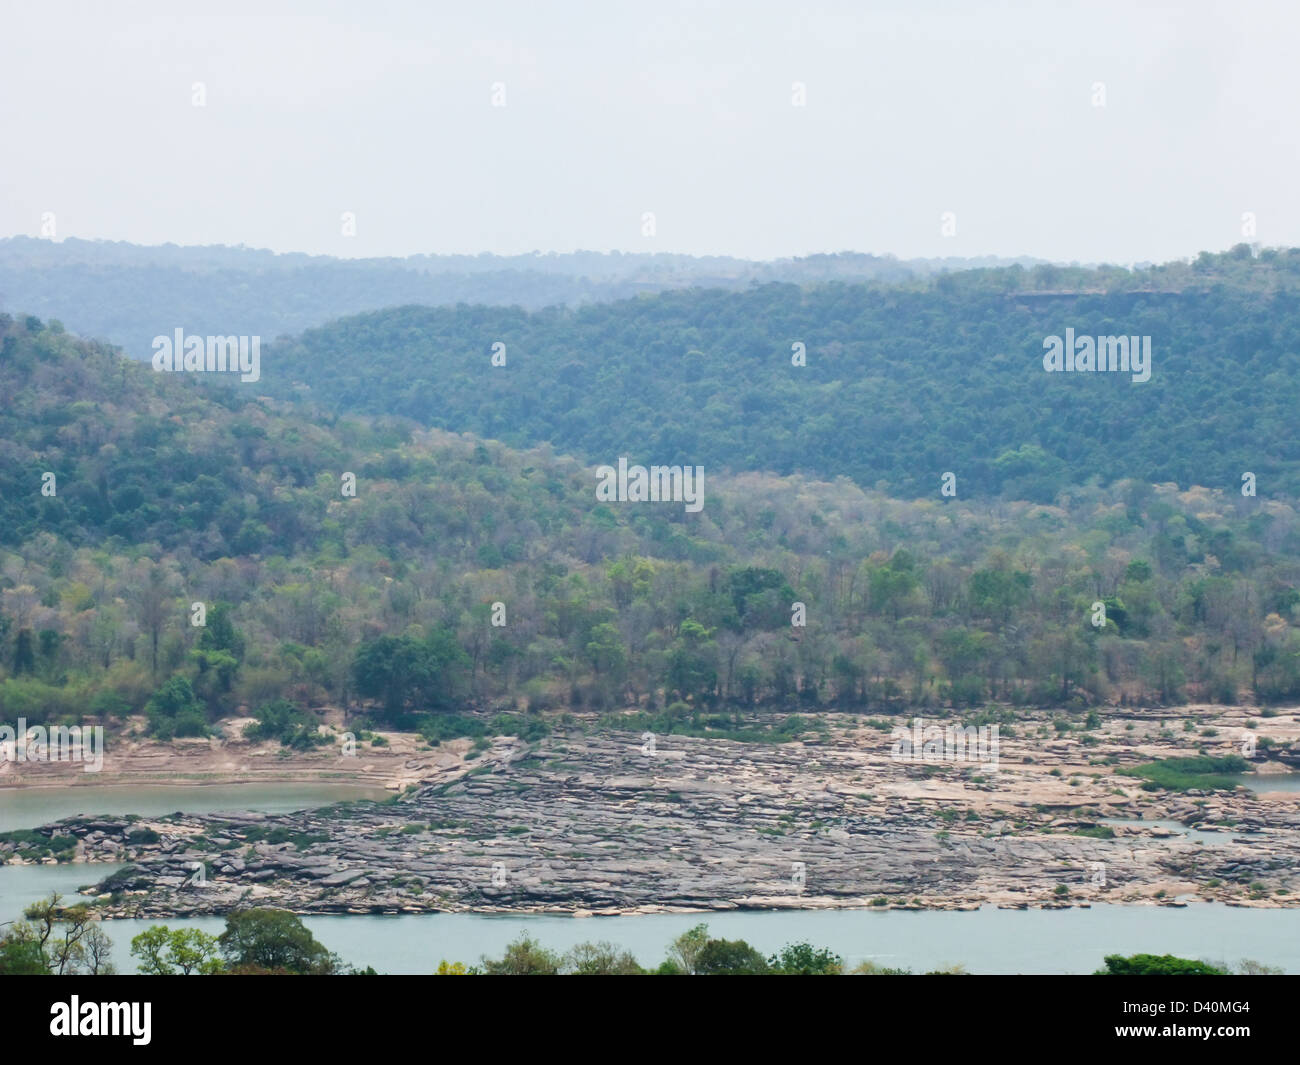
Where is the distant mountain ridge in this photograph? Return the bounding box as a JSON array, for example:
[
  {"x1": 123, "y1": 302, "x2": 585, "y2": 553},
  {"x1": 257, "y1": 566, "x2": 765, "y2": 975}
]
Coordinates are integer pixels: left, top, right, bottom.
[{"x1": 0, "y1": 236, "x2": 1046, "y2": 359}]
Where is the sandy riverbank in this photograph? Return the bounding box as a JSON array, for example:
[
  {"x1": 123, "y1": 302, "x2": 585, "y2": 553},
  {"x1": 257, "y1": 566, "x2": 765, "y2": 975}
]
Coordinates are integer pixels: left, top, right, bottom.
[{"x1": 0, "y1": 716, "x2": 470, "y2": 794}]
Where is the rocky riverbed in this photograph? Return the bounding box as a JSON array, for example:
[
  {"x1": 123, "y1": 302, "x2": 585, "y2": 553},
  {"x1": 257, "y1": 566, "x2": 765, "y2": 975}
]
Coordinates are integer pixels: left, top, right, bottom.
[{"x1": 11, "y1": 707, "x2": 1300, "y2": 918}]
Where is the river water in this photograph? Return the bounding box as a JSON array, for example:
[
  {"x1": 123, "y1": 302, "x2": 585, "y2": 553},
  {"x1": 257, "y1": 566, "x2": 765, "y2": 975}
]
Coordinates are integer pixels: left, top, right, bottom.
[
  {"x1": 0, "y1": 783, "x2": 389, "y2": 833},
  {"x1": 1, "y1": 781, "x2": 1296, "y2": 974}
]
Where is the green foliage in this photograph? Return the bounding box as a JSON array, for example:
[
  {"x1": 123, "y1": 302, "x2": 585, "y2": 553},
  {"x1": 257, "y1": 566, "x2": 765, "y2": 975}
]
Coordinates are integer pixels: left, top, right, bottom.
[
  {"x1": 0, "y1": 829, "x2": 78, "y2": 862},
  {"x1": 1118, "y1": 755, "x2": 1249, "y2": 791},
  {"x1": 131, "y1": 925, "x2": 223, "y2": 975},
  {"x1": 244, "y1": 698, "x2": 326, "y2": 749},
  {"x1": 768, "y1": 941, "x2": 844, "y2": 974},
  {"x1": 353, "y1": 628, "x2": 470, "y2": 721},
  {"x1": 695, "y1": 937, "x2": 770, "y2": 974},
  {"x1": 666, "y1": 923, "x2": 710, "y2": 975},
  {"x1": 5, "y1": 296, "x2": 1300, "y2": 728},
  {"x1": 144, "y1": 676, "x2": 208, "y2": 739},
  {"x1": 217, "y1": 908, "x2": 337, "y2": 975},
  {"x1": 256, "y1": 249, "x2": 1300, "y2": 500},
  {"x1": 480, "y1": 934, "x2": 562, "y2": 975},
  {"x1": 0, "y1": 936, "x2": 49, "y2": 975},
  {"x1": 1096, "y1": 953, "x2": 1230, "y2": 975},
  {"x1": 0, "y1": 894, "x2": 114, "y2": 974},
  {"x1": 564, "y1": 941, "x2": 644, "y2": 975}
]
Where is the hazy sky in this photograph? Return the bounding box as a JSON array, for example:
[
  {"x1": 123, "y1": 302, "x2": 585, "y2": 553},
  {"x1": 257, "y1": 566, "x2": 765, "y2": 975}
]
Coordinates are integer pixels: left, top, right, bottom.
[{"x1": 2, "y1": 0, "x2": 1296, "y2": 263}]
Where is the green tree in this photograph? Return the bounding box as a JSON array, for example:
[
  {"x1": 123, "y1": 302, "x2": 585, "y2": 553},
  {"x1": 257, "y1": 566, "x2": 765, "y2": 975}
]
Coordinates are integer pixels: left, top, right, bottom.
[
  {"x1": 481, "y1": 934, "x2": 562, "y2": 975},
  {"x1": 1096, "y1": 953, "x2": 1229, "y2": 975},
  {"x1": 666, "y1": 922, "x2": 710, "y2": 975},
  {"x1": 131, "y1": 925, "x2": 223, "y2": 975},
  {"x1": 353, "y1": 628, "x2": 470, "y2": 720},
  {"x1": 768, "y1": 941, "x2": 843, "y2": 975},
  {"x1": 218, "y1": 908, "x2": 336, "y2": 974},
  {"x1": 144, "y1": 675, "x2": 208, "y2": 739},
  {"x1": 2, "y1": 895, "x2": 114, "y2": 975},
  {"x1": 564, "y1": 940, "x2": 643, "y2": 975},
  {"x1": 695, "y1": 937, "x2": 769, "y2": 974}
]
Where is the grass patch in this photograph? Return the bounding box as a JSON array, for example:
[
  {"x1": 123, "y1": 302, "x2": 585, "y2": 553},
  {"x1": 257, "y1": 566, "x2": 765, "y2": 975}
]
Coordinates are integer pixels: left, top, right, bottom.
[{"x1": 1117, "y1": 755, "x2": 1249, "y2": 792}]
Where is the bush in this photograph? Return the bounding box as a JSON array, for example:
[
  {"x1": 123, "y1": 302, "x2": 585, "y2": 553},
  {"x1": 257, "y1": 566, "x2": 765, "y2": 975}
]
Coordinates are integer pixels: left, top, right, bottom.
[
  {"x1": 244, "y1": 698, "x2": 326, "y2": 749},
  {"x1": 480, "y1": 934, "x2": 562, "y2": 975},
  {"x1": 1117, "y1": 756, "x2": 1249, "y2": 791},
  {"x1": 768, "y1": 942, "x2": 843, "y2": 975},
  {"x1": 144, "y1": 676, "x2": 208, "y2": 739},
  {"x1": 1096, "y1": 953, "x2": 1230, "y2": 975},
  {"x1": 564, "y1": 941, "x2": 643, "y2": 975},
  {"x1": 695, "y1": 937, "x2": 769, "y2": 974}
]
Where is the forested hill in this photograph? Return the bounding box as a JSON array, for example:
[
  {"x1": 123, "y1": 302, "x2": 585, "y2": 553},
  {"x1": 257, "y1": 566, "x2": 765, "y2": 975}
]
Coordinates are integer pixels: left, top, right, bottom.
[
  {"x1": 0, "y1": 236, "x2": 1038, "y2": 360},
  {"x1": 4, "y1": 311, "x2": 1300, "y2": 722},
  {"x1": 0, "y1": 312, "x2": 360, "y2": 554},
  {"x1": 258, "y1": 245, "x2": 1300, "y2": 501}
]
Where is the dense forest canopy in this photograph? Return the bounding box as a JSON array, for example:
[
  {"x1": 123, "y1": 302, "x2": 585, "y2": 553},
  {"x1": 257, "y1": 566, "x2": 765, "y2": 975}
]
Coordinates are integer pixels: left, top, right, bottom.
[
  {"x1": 2, "y1": 311, "x2": 1300, "y2": 736},
  {"x1": 257, "y1": 244, "x2": 1300, "y2": 500}
]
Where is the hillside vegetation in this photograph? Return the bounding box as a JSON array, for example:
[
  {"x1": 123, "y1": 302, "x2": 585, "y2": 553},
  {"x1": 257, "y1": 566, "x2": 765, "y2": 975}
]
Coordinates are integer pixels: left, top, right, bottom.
[
  {"x1": 256, "y1": 245, "x2": 1300, "y2": 500},
  {"x1": 2, "y1": 314, "x2": 1300, "y2": 737}
]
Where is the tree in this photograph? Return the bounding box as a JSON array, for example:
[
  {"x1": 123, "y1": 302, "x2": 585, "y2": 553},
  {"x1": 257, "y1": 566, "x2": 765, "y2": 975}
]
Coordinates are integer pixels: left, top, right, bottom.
[
  {"x1": 144, "y1": 675, "x2": 208, "y2": 739},
  {"x1": 352, "y1": 628, "x2": 470, "y2": 720},
  {"x1": 218, "y1": 908, "x2": 336, "y2": 974},
  {"x1": 198, "y1": 603, "x2": 245, "y2": 661},
  {"x1": 584, "y1": 623, "x2": 627, "y2": 681},
  {"x1": 667, "y1": 619, "x2": 717, "y2": 702},
  {"x1": 131, "y1": 925, "x2": 222, "y2": 975},
  {"x1": 0, "y1": 936, "x2": 48, "y2": 975},
  {"x1": 564, "y1": 941, "x2": 642, "y2": 975},
  {"x1": 768, "y1": 941, "x2": 843, "y2": 975},
  {"x1": 695, "y1": 937, "x2": 769, "y2": 974},
  {"x1": 244, "y1": 698, "x2": 324, "y2": 749},
  {"x1": 723, "y1": 566, "x2": 793, "y2": 630},
  {"x1": 869, "y1": 552, "x2": 923, "y2": 620},
  {"x1": 666, "y1": 922, "x2": 710, "y2": 975},
  {"x1": 12, "y1": 628, "x2": 34, "y2": 675},
  {"x1": 1, "y1": 894, "x2": 115, "y2": 975},
  {"x1": 968, "y1": 566, "x2": 1032, "y2": 626},
  {"x1": 480, "y1": 934, "x2": 562, "y2": 975},
  {"x1": 137, "y1": 566, "x2": 171, "y2": 677}
]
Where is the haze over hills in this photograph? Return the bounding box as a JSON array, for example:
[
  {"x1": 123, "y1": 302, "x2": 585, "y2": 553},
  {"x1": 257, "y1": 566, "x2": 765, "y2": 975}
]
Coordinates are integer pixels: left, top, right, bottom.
[{"x1": 0, "y1": 236, "x2": 1045, "y2": 361}]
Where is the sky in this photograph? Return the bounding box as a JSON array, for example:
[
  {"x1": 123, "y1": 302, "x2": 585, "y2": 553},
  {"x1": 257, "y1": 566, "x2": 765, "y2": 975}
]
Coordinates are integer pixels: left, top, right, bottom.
[{"x1": 1, "y1": 0, "x2": 1296, "y2": 264}]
